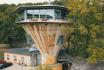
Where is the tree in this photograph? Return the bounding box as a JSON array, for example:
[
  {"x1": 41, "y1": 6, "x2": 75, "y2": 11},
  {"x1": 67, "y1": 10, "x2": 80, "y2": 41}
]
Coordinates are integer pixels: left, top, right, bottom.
[
  {"x1": 65, "y1": 0, "x2": 104, "y2": 64},
  {"x1": 0, "y1": 4, "x2": 26, "y2": 45},
  {"x1": 52, "y1": 0, "x2": 66, "y2": 5}
]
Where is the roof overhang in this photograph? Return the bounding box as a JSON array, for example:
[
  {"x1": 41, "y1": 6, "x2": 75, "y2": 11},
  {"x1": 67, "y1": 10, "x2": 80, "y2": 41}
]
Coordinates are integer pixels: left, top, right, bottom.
[
  {"x1": 16, "y1": 5, "x2": 68, "y2": 13},
  {"x1": 16, "y1": 19, "x2": 70, "y2": 24}
]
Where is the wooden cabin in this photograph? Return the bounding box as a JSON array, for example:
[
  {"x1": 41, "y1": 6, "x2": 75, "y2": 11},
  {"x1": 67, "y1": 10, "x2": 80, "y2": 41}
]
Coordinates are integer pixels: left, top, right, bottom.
[{"x1": 16, "y1": 5, "x2": 68, "y2": 23}]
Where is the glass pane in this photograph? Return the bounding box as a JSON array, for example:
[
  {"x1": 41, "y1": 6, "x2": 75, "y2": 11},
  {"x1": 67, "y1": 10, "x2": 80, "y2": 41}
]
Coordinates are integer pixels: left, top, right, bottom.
[
  {"x1": 40, "y1": 9, "x2": 46, "y2": 15},
  {"x1": 47, "y1": 15, "x2": 53, "y2": 19},
  {"x1": 34, "y1": 15, "x2": 39, "y2": 18},
  {"x1": 26, "y1": 9, "x2": 54, "y2": 20},
  {"x1": 46, "y1": 9, "x2": 54, "y2": 19},
  {"x1": 40, "y1": 15, "x2": 46, "y2": 19},
  {"x1": 18, "y1": 12, "x2": 24, "y2": 21},
  {"x1": 40, "y1": 9, "x2": 47, "y2": 19},
  {"x1": 34, "y1": 10, "x2": 39, "y2": 19},
  {"x1": 40, "y1": 9, "x2": 54, "y2": 19},
  {"x1": 55, "y1": 9, "x2": 61, "y2": 19},
  {"x1": 27, "y1": 10, "x2": 34, "y2": 19}
]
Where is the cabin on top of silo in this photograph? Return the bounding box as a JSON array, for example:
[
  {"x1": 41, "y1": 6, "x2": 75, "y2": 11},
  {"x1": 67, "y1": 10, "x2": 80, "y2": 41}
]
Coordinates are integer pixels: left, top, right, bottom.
[
  {"x1": 16, "y1": 5, "x2": 69, "y2": 24},
  {"x1": 15, "y1": 5, "x2": 72, "y2": 69}
]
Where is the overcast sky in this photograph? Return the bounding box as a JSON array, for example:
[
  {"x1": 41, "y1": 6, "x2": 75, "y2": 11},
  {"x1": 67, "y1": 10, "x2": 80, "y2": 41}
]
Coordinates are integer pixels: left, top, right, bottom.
[{"x1": 0, "y1": 0, "x2": 54, "y2": 4}]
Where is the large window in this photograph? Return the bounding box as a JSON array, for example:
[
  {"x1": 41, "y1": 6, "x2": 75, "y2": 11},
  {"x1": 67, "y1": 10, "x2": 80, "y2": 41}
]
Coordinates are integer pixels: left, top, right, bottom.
[
  {"x1": 40, "y1": 9, "x2": 47, "y2": 19},
  {"x1": 17, "y1": 12, "x2": 24, "y2": 21},
  {"x1": 33, "y1": 10, "x2": 39, "y2": 19},
  {"x1": 55, "y1": 9, "x2": 61, "y2": 19},
  {"x1": 27, "y1": 10, "x2": 39, "y2": 19},
  {"x1": 27, "y1": 10, "x2": 34, "y2": 19},
  {"x1": 39, "y1": 9, "x2": 54, "y2": 19},
  {"x1": 26, "y1": 9, "x2": 54, "y2": 20},
  {"x1": 46, "y1": 9, "x2": 54, "y2": 19},
  {"x1": 18, "y1": 9, "x2": 67, "y2": 21}
]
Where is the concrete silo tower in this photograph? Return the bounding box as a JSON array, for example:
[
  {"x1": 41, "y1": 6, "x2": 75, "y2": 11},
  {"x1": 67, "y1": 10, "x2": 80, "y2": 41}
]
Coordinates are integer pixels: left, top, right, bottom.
[{"x1": 16, "y1": 5, "x2": 69, "y2": 70}]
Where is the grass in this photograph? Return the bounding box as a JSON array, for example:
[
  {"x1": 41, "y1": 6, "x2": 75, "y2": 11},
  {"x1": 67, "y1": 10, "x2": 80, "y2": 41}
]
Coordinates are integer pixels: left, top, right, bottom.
[{"x1": 36, "y1": 65, "x2": 52, "y2": 70}]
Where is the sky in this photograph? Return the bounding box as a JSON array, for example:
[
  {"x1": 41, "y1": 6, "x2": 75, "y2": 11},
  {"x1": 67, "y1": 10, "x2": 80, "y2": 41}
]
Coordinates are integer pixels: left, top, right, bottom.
[{"x1": 0, "y1": 0, "x2": 54, "y2": 4}]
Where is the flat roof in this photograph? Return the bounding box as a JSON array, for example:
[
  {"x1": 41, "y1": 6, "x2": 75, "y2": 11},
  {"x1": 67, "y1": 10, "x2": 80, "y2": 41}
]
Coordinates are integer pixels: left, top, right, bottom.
[
  {"x1": 16, "y1": 5, "x2": 68, "y2": 13},
  {"x1": 5, "y1": 48, "x2": 40, "y2": 56}
]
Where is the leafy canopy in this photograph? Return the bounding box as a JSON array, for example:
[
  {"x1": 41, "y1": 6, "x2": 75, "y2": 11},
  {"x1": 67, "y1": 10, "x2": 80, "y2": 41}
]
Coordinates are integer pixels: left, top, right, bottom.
[{"x1": 65, "y1": 0, "x2": 104, "y2": 64}]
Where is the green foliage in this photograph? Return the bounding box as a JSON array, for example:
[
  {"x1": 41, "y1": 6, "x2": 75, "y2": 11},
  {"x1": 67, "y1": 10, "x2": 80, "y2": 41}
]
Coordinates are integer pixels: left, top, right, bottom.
[
  {"x1": 87, "y1": 47, "x2": 104, "y2": 64},
  {"x1": 0, "y1": 4, "x2": 26, "y2": 44},
  {"x1": 52, "y1": 0, "x2": 66, "y2": 5},
  {"x1": 65, "y1": 0, "x2": 104, "y2": 64},
  {"x1": 0, "y1": 51, "x2": 4, "y2": 58},
  {"x1": 17, "y1": 0, "x2": 65, "y2": 6}
]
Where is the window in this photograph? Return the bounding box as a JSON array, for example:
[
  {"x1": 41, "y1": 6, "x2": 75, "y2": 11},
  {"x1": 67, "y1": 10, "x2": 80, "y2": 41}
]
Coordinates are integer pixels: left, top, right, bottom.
[
  {"x1": 25, "y1": 9, "x2": 55, "y2": 20},
  {"x1": 18, "y1": 12, "x2": 24, "y2": 21},
  {"x1": 57, "y1": 35, "x2": 64, "y2": 45},
  {"x1": 39, "y1": 9, "x2": 54, "y2": 19},
  {"x1": 33, "y1": 10, "x2": 39, "y2": 19},
  {"x1": 21, "y1": 57, "x2": 24, "y2": 64},
  {"x1": 46, "y1": 9, "x2": 54, "y2": 19},
  {"x1": 27, "y1": 10, "x2": 34, "y2": 19},
  {"x1": 7, "y1": 54, "x2": 10, "y2": 60},
  {"x1": 47, "y1": 15, "x2": 53, "y2": 19},
  {"x1": 40, "y1": 15, "x2": 46, "y2": 19},
  {"x1": 55, "y1": 9, "x2": 61, "y2": 19},
  {"x1": 40, "y1": 9, "x2": 47, "y2": 19},
  {"x1": 34, "y1": 15, "x2": 39, "y2": 19},
  {"x1": 14, "y1": 55, "x2": 17, "y2": 61}
]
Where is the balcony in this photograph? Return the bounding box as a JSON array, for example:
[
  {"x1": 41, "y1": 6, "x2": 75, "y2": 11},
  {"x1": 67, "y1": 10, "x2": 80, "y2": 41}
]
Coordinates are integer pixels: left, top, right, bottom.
[{"x1": 16, "y1": 18, "x2": 69, "y2": 24}]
